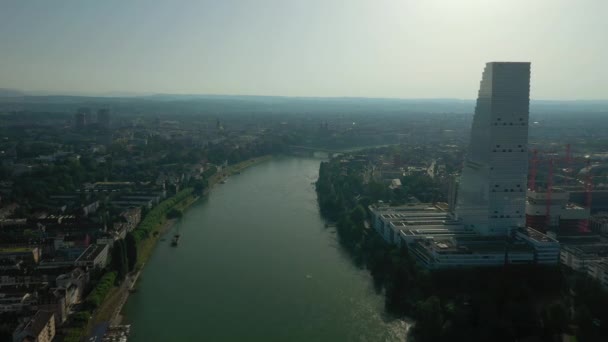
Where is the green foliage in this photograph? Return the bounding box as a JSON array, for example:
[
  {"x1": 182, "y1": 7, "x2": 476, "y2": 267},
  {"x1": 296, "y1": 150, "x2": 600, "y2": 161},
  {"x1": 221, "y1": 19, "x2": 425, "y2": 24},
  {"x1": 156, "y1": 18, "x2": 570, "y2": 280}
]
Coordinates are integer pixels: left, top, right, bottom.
[
  {"x1": 411, "y1": 296, "x2": 444, "y2": 341},
  {"x1": 202, "y1": 166, "x2": 217, "y2": 179},
  {"x1": 63, "y1": 328, "x2": 86, "y2": 342},
  {"x1": 111, "y1": 240, "x2": 128, "y2": 282},
  {"x1": 131, "y1": 188, "x2": 193, "y2": 242},
  {"x1": 193, "y1": 180, "x2": 207, "y2": 195},
  {"x1": 125, "y1": 232, "x2": 138, "y2": 272},
  {"x1": 85, "y1": 272, "x2": 116, "y2": 310},
  {"x1": 71, "y1": 311, "x2": 91, "y2": 327},
  {"x1": 166, "y1": 208, "x2": 183, "y2": 219}
]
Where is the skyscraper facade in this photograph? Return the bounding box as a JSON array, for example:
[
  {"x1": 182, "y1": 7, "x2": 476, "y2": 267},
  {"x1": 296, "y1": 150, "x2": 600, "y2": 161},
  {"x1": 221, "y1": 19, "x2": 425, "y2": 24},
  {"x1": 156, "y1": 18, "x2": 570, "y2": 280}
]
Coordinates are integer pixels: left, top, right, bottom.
[{"x1": 456, "y1": 62, "x2": 531, "y2": 236}]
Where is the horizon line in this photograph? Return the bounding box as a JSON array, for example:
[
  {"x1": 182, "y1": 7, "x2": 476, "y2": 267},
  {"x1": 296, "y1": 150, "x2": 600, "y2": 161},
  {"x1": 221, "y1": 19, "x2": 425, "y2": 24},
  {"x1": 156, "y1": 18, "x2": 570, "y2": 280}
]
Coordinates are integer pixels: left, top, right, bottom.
[{"x1": 1, "y1": 87, "x2": 608, "y2": 102}]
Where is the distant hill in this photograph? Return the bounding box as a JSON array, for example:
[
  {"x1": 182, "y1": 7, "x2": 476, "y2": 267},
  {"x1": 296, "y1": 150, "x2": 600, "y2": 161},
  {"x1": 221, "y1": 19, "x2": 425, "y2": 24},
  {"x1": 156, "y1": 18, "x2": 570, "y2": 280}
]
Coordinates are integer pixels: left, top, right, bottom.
[
  {"x1": 0, "y1": 88, "x2": 25, "y2": 97},
  {"x1": 0, "y1": 91, "x2": 606, "y2": 114}
]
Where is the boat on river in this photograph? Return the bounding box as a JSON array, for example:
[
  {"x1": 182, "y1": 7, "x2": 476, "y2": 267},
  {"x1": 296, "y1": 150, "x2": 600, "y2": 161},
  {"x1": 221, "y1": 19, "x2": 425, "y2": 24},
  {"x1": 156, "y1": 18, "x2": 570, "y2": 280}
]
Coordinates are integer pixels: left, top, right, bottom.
[{"x1": 171, "y1": 225, "x2": 181, "y2": 247}]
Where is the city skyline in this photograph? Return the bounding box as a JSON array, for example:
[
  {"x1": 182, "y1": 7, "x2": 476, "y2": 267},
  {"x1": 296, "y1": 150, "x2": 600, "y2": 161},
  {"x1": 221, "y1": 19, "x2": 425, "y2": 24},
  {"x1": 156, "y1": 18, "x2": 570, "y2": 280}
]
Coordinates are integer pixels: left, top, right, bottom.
[{"x1": 1, "y1": 0, "x2": 607, "y2": 100}]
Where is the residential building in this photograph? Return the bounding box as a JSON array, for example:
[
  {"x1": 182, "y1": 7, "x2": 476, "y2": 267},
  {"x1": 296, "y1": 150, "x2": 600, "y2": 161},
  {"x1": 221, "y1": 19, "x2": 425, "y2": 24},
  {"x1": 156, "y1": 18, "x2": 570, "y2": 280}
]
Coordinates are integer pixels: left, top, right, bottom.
[
  {"x1": 590, "y1": 213, "x2": 608, "y2": 235},
  {"x1": 586, "y1": 260, "x2": 608, "y2": 289},
  {"x1": 560, "y1": 244, "x2": 608, "y2": 272},
  {"x1": 75, "y1": 244, "x2": 109, "y2": 269},
  {"x1": 12, "y1": 310, "x2": 55, "y2": 342}
]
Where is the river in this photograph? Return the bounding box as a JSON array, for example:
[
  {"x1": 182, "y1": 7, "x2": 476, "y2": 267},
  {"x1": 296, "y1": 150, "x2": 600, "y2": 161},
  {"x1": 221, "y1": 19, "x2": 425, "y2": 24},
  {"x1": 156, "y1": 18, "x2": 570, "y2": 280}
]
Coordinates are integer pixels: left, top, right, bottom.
[{"x1": 123, "y1": 157, "x2": 410, "y2": 341}]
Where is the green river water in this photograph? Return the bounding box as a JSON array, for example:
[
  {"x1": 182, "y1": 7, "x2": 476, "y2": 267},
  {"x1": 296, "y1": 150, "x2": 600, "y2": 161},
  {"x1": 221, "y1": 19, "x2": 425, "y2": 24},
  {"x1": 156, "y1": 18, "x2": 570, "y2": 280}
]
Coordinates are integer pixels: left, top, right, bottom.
[{"x1": 123, "y1": 157, "x2": 410, "y2": 341}]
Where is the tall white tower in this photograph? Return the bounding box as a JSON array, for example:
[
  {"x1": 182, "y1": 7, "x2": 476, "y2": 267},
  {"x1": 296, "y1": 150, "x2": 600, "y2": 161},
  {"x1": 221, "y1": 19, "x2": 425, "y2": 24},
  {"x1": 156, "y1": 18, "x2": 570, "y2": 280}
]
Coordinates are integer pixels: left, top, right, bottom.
[{"x1": 455, "y1": 62, "x2": 531, "y2": 236}]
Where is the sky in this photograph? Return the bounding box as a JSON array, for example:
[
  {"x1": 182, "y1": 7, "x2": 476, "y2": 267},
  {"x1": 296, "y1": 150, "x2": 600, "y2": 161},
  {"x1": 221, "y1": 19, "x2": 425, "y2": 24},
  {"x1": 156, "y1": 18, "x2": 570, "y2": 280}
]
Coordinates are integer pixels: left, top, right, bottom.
[{"x1": 0, "y1": 0, "x2": 607, "y2": 100}]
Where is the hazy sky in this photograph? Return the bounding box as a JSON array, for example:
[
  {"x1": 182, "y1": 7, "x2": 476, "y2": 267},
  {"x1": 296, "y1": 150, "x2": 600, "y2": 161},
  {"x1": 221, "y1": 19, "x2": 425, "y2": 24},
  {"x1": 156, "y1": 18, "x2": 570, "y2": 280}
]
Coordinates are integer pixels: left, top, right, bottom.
[{"x1": 1, "y1": 0, "x2": 606, "y2": 99}]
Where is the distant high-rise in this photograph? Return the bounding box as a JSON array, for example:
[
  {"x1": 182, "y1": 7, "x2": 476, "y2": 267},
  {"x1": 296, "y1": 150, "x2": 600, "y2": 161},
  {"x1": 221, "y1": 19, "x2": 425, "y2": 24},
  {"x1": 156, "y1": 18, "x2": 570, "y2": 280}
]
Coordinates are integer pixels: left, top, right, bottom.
[
  {"x1": 74, "y1": 108, "x2": 90, "y2": 129},
  {"x1": 97, "y1": 109, "x2": 111, "y2": 129},
  {"x1": 455, "y1": 62, "x2": 531, "y2": 236}
]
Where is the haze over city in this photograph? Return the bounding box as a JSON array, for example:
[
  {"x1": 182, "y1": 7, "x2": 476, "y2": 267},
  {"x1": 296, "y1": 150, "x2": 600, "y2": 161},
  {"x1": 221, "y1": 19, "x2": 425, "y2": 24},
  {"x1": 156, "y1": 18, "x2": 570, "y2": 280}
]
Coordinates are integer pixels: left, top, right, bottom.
[
  {"x1": 3, "y1": 1, "x2": 608, "y2": 342},
  {"x1": 1, "y1": 0, "x2": 607, "y2": 99}
]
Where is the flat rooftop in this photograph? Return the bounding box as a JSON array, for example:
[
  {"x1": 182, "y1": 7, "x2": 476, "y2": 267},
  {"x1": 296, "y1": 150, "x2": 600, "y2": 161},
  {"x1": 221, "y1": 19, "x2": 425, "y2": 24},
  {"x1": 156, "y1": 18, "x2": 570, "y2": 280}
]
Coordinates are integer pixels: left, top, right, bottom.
[
  {"x1": 521, "y1": 227, "x2": 558, "y2": 243},
  {"x1": 416, "y1": 238, "x2": 533, "y2": 255},
  {"x1": 0, "y1": 247, "x2": 35, "y2": 253},
  {"x1": 381, "y1": 212, "x2": 449, "y2": 220},
  {"x1": 370, "y1": 203, "x2": 445, "y2": 213},
  {"x1": 400, "y1": 228, "x2": 474, "y2": 237},
  {"x1": 76, "y1": 244, "x2": 107, "y2": 262},
  {"x1": 391, "y1": 219, "x2": 461, "y2": 227},
  {"x1": 562, "y1": 244, "x2": 608, "y2": 257}
]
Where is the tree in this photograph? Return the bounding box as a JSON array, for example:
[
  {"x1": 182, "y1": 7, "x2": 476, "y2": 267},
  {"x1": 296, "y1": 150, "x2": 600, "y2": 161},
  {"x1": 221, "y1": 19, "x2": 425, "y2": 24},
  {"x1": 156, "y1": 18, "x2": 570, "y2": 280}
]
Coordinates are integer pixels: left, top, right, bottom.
[
  {"x1": 111, "y1": 240, "x2": 128, "y2": 282},
  {"x1": 125, "y1": 233, "x2": 138, "y2": 272},
  {"x1": 412, "y1": 296, "x2": 445, "y2": 342},
  {"x1": 349, "y1": 205, "x2": 366, "y2": 224},
  {"x1": 193, "y1": 181, "x2": 206, "y2": 196},
  {"x1": 543, "y1": 302, "x2": 568, "y2": 337}
]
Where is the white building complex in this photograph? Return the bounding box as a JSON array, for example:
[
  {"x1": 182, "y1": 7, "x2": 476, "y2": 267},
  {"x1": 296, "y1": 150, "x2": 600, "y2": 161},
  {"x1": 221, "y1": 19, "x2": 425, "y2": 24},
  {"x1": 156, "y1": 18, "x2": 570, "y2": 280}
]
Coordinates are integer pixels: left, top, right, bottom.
[{"x1": 369, "y1": 62, "x2": 560, "y2": 269}]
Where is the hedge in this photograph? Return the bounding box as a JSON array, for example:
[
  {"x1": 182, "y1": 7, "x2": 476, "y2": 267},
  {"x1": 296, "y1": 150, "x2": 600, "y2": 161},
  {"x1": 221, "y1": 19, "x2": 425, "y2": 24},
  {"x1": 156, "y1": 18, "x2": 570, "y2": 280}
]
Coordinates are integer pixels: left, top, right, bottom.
[
  {"x1": 85, "y1": 271, "x2": 117, "y2": 309},
  {"x1": 131, "y1": 188, "x2": 193, "y2": 242}
]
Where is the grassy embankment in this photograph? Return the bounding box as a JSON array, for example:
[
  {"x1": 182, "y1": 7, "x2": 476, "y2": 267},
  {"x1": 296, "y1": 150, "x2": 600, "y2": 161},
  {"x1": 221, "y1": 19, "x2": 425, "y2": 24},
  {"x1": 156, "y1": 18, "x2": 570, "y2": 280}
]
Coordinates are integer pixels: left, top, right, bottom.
[{"x1": 209, "y1": 155, "x2": 272, "y2": 185}]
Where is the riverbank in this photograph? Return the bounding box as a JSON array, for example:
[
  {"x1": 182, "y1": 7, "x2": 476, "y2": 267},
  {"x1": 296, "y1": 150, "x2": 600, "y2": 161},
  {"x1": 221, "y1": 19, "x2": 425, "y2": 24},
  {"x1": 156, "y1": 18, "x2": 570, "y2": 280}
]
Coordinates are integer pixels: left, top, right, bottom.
[
  {"x1": 114, "y1": 156, "x2": 272, "y2": 324},
  {"x1": 123, "y1": 156, "x2": 409, "y2": 341},
  {"x1": 209, "y1": 155, "x2": 272, "y2": 186}
]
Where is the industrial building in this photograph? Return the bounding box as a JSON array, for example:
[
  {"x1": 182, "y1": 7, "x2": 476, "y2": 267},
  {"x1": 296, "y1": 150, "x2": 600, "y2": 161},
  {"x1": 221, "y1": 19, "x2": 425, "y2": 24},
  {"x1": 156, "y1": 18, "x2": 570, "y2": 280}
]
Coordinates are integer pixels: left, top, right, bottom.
[
  {"x1": 525, "y1": 187, "x2": 590, "y2": 234},
  {"x1": 369, "y1": 62, "x2": 560, "y2": 269},
  {"x1": 369, "y1": 204, "x2": 559, "y2": 269}
]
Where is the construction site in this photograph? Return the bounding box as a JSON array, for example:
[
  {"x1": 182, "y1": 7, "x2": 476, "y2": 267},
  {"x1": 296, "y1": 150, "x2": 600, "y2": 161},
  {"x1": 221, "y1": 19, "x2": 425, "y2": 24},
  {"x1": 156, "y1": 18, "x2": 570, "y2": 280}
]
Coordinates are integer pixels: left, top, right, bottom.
[{"x1": 526, "y1": 143, "x2": 608, "y2": 287}]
